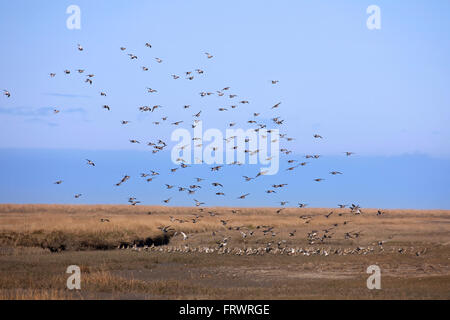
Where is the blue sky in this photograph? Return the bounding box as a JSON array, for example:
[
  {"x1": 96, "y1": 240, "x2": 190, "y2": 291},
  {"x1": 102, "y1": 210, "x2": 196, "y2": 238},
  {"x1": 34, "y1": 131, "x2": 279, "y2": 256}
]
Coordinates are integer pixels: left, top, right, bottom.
[{"x1": 0, "y1": 1, "x2": 449, "y2": 208}]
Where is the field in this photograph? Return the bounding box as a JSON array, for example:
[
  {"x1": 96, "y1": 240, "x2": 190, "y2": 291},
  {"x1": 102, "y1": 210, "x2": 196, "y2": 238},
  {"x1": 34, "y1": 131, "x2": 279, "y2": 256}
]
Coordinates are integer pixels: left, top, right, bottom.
[{"x1": 0, "y1": 204, "x2": 449, "y2": 299}]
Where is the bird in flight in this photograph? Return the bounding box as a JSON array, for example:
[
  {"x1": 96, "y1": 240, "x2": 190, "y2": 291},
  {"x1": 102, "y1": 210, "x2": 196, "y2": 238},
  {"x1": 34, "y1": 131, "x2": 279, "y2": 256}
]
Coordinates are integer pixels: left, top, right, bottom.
[
  {"x1": 54, "y1": 180, "x2": 63, "y2": 185},
  {"x1": 325, "y1": 211, "x2": 334, "y2": 218},
  {"x1": 86, "y1": 159, "x2": 95, "y2": 167},
  {"x1": 3, "y1": 90, "x2": 11, "y2": 98},
  {"x1": 238, "y1": 193, "x2": 250, "y2": 199},
  {"x1": 271, "y1": 102, "x2": 281, "y2": 109},
  {"x1": 194, "y1": 199, "x2": 205, "y2": 207},
  {"x1": 330, "y1": 171, "x2": 343, "y2": 175},
  {"x1": 205, "y1": 52, "x2": 213, "y2": 59},
  {"x1": 116, "y1": 175, "x2": 130, "y2": 186},
  {"x1": 175, "y1": 231, "x2": 188, "y2": 240}
]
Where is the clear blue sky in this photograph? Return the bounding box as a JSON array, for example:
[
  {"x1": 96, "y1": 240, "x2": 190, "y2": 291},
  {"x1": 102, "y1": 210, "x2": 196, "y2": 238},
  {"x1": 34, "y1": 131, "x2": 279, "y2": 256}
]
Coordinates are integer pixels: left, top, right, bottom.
[{"x1": 0, "y1": 1, "x2": 449, "y2": 208}]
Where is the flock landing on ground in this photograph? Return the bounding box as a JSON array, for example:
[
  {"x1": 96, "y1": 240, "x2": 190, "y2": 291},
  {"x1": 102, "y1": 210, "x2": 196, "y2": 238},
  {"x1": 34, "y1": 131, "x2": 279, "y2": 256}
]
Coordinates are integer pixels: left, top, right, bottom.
[{"x1": 0, "y1": 41, "x2": 394, "y2": 248}]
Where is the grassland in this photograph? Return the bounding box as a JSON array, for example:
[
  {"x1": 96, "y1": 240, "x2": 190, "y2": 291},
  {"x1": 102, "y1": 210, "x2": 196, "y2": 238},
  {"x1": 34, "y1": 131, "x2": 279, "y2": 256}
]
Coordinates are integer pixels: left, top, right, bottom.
[{"x1": 0, "y1": 204, "x2": 449, "y2": 299}]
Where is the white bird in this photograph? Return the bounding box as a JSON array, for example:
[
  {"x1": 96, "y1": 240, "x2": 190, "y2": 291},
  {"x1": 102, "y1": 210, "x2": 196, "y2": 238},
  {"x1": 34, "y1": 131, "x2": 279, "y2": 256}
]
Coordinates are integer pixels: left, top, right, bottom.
[{"x1": 177, "y1": 232, "x2": 188, "y2": 240}]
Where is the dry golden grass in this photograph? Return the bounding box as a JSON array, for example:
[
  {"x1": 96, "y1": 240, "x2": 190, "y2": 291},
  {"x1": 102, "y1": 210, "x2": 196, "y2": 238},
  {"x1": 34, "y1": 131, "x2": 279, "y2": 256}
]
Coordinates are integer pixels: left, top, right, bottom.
[
  {"x1": 0, "y1": 204, "x2": 449, "y2": 300},
  {"x1": 0, "y1": 204, "x2": 448, "y2": 249}
]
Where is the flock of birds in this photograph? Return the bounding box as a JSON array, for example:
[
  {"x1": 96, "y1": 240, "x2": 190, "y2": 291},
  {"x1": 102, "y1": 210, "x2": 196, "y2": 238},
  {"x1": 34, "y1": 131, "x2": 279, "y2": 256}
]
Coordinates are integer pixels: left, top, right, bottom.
[{"x1": 2, "y1": 41, "x2": 400, "y2": 254}]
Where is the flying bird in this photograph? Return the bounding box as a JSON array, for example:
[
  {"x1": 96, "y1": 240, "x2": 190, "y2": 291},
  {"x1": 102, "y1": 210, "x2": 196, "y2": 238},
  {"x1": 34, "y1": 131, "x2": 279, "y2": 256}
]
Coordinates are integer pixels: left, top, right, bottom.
[
  {"x1": 271, "y1": 102, "x2": 281, "y2": 109},
  {"x1": 86, "y1": 159, "x2": 95, "y2": 167},
  {"x1": 116, "y1": 175, "x2": 130, "y2": 186}
]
